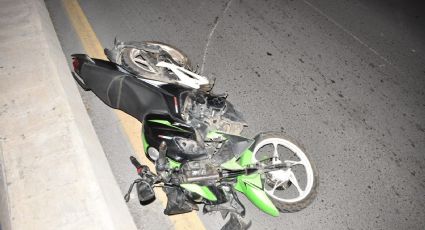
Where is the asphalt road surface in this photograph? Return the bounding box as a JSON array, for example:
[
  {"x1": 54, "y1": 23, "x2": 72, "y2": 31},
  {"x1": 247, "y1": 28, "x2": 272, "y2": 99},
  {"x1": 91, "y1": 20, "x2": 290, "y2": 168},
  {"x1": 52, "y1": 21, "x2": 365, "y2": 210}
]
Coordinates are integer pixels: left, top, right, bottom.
[{"x1": 46, "y1": 0, "x2": 425, "y2": 229}]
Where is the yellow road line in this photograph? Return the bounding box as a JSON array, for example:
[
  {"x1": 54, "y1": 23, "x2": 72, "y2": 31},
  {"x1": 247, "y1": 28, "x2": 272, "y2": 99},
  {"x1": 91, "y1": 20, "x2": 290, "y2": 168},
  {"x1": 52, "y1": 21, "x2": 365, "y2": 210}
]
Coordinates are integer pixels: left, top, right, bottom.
[{"x1": 63, "y1": 1, "x2": 206, "y2": 229}]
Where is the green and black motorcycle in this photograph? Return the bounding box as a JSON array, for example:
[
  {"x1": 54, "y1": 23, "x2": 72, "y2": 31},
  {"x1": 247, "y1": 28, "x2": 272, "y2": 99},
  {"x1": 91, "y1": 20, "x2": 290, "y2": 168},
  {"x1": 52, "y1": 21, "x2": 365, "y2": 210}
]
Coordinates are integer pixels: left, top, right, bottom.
[{"x1": 71, "y1": 40, "x2": 318, "y2": 230}]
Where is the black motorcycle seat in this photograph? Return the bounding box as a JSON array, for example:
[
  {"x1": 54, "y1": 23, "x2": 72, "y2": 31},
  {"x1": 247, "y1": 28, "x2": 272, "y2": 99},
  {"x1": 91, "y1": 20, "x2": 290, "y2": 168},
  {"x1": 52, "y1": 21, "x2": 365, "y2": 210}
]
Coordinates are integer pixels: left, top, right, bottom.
[{"x1": 81, "y1": 60, "x2": 171, "y2": 122}]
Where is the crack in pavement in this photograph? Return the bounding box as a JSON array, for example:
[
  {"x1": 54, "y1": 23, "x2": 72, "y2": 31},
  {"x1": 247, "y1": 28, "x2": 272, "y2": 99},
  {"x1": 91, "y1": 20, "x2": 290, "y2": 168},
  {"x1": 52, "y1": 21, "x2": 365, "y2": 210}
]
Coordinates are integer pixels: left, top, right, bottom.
[{"x1": 200, "y1": 0, "x2": 233, "y2": 74}]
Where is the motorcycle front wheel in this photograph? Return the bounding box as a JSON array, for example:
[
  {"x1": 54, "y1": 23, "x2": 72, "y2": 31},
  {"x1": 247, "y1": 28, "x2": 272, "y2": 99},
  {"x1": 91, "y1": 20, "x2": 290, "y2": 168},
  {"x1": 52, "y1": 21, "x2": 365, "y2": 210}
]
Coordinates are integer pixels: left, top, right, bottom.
[{"x1": 252, "y1": 132, "x2": 318, "y2": 212}]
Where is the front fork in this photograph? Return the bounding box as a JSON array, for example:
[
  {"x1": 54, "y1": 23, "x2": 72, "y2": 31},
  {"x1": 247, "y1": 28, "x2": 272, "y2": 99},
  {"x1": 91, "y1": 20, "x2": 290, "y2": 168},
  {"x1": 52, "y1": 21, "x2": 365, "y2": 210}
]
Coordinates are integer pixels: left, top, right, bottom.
[{"x1": 230, "y1": 144, "x2": 281, "y2": 217}]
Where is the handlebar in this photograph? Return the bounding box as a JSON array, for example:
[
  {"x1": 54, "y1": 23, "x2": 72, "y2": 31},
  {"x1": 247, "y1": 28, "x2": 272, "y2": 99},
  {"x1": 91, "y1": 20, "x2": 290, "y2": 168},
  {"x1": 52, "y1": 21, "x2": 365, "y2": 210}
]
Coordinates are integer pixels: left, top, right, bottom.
[{"x1": 130, "y1": 156, "x2": 143, "y2": 169}]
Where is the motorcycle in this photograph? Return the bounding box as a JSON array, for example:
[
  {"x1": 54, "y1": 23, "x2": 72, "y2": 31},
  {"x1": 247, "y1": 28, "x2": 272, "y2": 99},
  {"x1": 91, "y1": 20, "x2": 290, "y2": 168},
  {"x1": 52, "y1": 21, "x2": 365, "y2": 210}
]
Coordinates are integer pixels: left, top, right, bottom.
[{"x1": 71, "y1": 40, "x2": 318, "y2": 230}]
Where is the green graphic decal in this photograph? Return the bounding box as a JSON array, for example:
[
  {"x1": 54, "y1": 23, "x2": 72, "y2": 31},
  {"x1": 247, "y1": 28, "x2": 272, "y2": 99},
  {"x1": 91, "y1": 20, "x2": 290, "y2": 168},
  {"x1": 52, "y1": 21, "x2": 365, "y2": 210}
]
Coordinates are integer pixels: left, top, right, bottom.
[
  {"x1": 167, "y1": 157, "x2": 182, "y2": 169},
  {"x1": 148, "y1": 119, "x2": 190, "y2": 133},
  {"x1": 141, "y1": 131, "x2": 149, "y2": 152},
  {"x1": 148, "y1": 119, "x2": 172, "y2": 126}
]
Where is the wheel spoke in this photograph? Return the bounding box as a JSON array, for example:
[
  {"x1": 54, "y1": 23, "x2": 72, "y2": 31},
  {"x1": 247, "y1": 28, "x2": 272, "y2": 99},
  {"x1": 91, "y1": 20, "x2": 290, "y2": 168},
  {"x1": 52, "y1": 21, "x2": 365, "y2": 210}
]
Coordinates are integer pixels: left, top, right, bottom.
[
  {"x1": 133, "y1": 57, "x2": 147, "y2": 65},
  {"x1": 270, "y1": 180, "x2": 286, "y2": 195},
  {"x1": 273, "y1": 146, "x2": 279, "y2": 158},
  {"x1": 284, "y1": 160, "x2": 303, "y2": 167},
  {"x1": 288, "y1": 171, "x2": 304, "y2": 196},
  {"x1": 133, "y1": 56, "x2": 156, "y2": 72},
  {"x1": 272, "y1": 143, "x2": 280, "y2": 164}
]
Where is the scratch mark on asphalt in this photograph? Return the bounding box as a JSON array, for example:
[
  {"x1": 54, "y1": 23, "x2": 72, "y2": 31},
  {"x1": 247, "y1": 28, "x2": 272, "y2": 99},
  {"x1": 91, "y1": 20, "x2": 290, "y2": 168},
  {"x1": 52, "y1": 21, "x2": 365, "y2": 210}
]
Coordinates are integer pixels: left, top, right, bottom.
[
  {"x1": 303, "y1": 0, "x2": 401, "y2": 73},
  {"x1": 200, "y1": 0, "x2": 233, "y2": 74}
]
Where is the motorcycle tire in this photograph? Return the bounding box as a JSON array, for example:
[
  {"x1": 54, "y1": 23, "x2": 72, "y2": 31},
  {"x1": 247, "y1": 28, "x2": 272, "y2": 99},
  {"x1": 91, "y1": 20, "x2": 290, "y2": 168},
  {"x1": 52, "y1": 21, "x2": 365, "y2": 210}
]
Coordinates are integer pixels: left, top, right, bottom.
[
  {"x1": 252, "y1": 132, "x2": 318, "y2": 213},
  {"x1": 121, "y1": 41, "x2": 192, "y2": 77}
]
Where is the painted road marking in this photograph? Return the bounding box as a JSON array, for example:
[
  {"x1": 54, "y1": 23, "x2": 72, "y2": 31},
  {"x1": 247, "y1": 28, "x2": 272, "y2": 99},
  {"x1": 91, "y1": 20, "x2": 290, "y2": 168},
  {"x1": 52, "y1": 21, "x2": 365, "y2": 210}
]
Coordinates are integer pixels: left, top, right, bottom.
[{"x1": 63, "y1": 1, "x2": 207, "y2": 229}]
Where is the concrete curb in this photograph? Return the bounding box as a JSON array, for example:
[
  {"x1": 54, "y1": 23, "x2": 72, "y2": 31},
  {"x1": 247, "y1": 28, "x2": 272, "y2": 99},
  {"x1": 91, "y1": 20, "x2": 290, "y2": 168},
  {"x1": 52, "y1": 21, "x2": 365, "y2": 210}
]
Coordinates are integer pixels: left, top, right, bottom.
[{"x1": 0, "y1": 0, "x2": 137, "y2": 229}]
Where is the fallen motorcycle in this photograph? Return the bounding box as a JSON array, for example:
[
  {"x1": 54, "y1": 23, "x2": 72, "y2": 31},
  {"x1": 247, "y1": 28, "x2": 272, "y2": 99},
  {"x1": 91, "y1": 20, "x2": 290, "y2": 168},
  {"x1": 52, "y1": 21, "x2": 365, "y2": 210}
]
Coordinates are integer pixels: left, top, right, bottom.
[{"x1": 71, "y1": 40, "x2": 318, "y2": 230}]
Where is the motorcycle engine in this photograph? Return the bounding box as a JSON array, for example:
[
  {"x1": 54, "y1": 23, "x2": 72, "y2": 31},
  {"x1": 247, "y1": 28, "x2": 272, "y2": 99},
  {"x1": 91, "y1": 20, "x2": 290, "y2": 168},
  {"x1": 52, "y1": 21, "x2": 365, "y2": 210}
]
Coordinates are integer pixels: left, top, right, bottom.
[
  {"x1": 179, "y1": 92, "x2": 247, "y2": 177},
  {"x1": 181, "y1": 159, "x2": 219, "y2": 185},
  {"x1": 181, "y1": 92, "x2": 246, "y2": 138}
]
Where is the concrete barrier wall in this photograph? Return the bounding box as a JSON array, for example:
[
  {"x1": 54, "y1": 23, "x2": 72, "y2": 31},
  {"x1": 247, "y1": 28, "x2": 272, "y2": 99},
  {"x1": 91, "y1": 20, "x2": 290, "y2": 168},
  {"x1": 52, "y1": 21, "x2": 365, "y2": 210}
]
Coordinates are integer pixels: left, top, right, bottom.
[
  {"x1": 0, "y1": 147, "x2": 11, "y2": 230},
  {"x1": 0, "y1": 0, "x2": 137, "y2": 229}
]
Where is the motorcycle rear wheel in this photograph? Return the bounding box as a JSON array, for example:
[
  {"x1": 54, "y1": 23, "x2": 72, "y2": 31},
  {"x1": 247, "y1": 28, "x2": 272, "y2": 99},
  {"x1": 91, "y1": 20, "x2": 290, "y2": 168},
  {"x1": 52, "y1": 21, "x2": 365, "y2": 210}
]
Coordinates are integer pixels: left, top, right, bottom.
[
  {"x1": 121, "y1": 41, "x2": 192, "y2": 76},
  {"x1": 252, "y1": 132, "x2": 318, "y2": 213}
]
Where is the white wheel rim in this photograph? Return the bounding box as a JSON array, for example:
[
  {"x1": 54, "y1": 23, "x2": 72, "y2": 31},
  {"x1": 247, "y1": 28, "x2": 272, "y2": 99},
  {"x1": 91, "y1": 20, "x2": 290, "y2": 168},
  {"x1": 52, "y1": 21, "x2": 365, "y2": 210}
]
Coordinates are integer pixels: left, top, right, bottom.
[
  {"x1": 253, "y1": 138, "x2": 314, "y2": 203},
  {"x1": 145, "y1": 42, "x2": 190, "y2": 68},
  {"x1": 130, "y1": 49, "x2": 157, "y2": 73},
  {"x1": 153, "y1": 44, "x2": 186, "y2": 65}
]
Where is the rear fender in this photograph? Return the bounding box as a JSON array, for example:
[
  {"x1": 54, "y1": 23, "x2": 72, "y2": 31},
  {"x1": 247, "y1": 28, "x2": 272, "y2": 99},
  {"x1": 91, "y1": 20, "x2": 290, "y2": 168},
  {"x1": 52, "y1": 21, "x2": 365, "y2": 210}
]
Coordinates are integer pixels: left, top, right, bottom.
[
  {"x1": 71, "y1": 54, "x2": 96, "y2": 90},
  {"x1": 71, "y1": 54, "x2": 95, "y2": 71}
]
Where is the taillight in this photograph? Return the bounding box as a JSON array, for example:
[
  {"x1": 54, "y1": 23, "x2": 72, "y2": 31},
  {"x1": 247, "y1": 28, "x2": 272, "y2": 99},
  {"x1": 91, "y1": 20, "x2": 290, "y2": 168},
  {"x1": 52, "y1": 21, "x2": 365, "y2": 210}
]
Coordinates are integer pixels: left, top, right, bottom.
[{"x1": 72, "y1": 58, "x2": 80, "y2": 73}]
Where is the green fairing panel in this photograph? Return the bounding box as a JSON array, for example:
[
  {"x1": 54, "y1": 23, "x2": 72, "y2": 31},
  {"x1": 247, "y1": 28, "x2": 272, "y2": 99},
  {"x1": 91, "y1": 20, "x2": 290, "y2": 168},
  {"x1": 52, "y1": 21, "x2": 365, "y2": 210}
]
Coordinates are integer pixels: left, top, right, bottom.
[
  {"x1": 221, "y1": 143, "x2": 254, "y2": 171},
  {"x1": 240, "y1": 173, "x2": 263, "y2": 188},
  {"x1": 234, "y1": 173, "x2": 279, "y2": 217},
  {"x1": 238, "y1": 149, "x2": 253, "y2": 166},
  {"x1": 220, "y1": 157, "x2": 244, "y2": 170},
  {"x1": 245, "y1": 184, "x2": 279, "y2": 217},
  {"x1": 180, "y1": 184, "x2": 217, "y2": 201},
  {"x1": 224, "y1": 147, "x2": 279, "y2": 217}
]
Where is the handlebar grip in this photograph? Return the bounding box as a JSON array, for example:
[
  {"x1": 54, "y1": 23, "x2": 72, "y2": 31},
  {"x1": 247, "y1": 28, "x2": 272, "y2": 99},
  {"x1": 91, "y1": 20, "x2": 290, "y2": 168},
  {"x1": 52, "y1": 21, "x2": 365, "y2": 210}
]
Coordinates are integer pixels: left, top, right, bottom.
[{"x1": 130, "y1": 156, "x2": 143, "y2": 169}]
